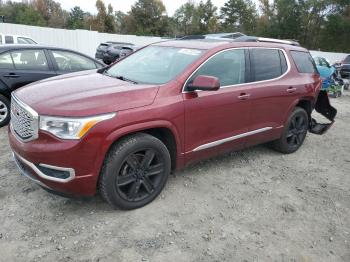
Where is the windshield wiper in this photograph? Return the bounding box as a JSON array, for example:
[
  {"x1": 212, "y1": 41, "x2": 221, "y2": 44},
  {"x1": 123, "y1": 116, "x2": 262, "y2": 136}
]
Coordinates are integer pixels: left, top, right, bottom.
[{"x1": 115, "y1": 75, "x2": 138, "y2": 84}]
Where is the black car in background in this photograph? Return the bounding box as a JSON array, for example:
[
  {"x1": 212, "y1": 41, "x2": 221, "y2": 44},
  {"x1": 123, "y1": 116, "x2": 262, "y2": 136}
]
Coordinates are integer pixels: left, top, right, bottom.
[
  {"x1": 102, "y1": 44, "x2": 139, "y2": 65},
  {"x1": 340, "y1": 55, "x2": 350, "y2": 79},
  {"x1": 0, "y1": 45, "x2": 104, "y2": 127},
  {"x1": 95, "y1": 41, "x2": 133, "y2": 62}
]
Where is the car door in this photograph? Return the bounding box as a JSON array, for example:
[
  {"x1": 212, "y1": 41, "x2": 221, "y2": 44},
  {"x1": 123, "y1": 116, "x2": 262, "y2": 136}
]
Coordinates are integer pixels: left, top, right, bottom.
[
  {"x1": 183, "y1": 48, "x2": 251, "y2": 164},
  {"x1": 48, "y1": 49, "x2": 100, "y2": 75},
  {"x1": 245, "y1": 48, "x2": 300, "y2": 147},
  {"x1": 0, "y1": 49, "x2": 57, "y2": 91}
]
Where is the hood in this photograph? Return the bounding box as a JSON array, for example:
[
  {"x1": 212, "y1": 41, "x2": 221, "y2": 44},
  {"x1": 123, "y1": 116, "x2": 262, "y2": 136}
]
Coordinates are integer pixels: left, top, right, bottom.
[{"x1": 14, "y1": 70, "x2": 159, "y2": 117}]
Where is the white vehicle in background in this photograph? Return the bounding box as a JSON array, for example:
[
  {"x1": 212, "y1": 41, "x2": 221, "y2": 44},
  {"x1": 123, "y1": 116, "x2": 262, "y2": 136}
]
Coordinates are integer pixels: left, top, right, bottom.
[{"x1": 0, "y1": 34, "x2": 37, "y2": 44}]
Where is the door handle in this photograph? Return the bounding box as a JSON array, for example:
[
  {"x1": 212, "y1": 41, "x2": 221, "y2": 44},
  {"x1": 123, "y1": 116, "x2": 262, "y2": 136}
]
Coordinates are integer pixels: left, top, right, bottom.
[
  {"x1": 3, "y1": 73, "x2": 20, "y2": 78},
  {"x1": 237, "y1": 93, "x2": 250, "y2": 100},
  {"x1": 287, "y1": 86, "x2": 297, "y2": 93}
]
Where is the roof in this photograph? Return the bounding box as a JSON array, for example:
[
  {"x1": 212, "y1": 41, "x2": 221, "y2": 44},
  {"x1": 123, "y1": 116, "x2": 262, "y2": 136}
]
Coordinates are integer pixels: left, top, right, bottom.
[
  {"x1": 0, "y1": 44, "x2": 103, "y2": 64},
  {"x1": 153, "y1": 39, "x2": 307, "y2": 52},
  {"x1": 153, "y1": 40, "x2": 231, "y2": 50},
  {"x1": 0, "y1": 44, "x2": 74, "y2": 51}
]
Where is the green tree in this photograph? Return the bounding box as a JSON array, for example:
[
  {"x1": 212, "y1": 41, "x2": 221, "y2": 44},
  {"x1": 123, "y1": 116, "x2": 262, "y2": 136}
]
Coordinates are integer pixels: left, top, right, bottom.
[
  {"x1": 173, "y1": 1, "x2": 200, "y2": 35},
  {"x1": 66, "y1": 6, "x2": 85, "y2": 29},
  {"x1": 220, "y1": 0, "x2": 257, "y2": 34},
  {"x1": 129, "y1": 0, "x2": 168, "y2": 35},
  {"x1": 197, "y1": 0, "x2": 219, "y2": 33}
]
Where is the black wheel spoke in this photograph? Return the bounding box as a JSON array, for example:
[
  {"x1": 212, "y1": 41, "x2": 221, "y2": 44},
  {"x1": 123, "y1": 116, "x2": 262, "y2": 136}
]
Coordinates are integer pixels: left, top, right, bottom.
[
  {"x1": 296, "y1": 117, "x2": 303, "y2": 129},
  {"x1": 117, "y1": 174, "x2": 135, "y2": 186},
  {"x1": 142, "y1": 176, "x2": 154, "y2": 194},
  {"x1": 287, "y1": 130, "x2": 294, "y2": 138},
  {"x1": 146, "y1": 163, "x2": 164, "y2": 177},
  {"x1": 128, "y1": 180, "x2": 141, "y2": 200},
  {"x1": 141, "y1": 149, "x2": 155, "y2": 169},
  {"x1": 126, "y1": 154, "x2": 139, "y2": 170}
]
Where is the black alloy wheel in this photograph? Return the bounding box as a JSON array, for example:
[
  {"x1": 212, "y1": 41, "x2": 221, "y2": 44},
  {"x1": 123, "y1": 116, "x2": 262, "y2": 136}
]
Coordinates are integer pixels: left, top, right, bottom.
[
  {"x1": 99, "y1": 133, "x2": 171, "y2": 209},
  {"x1": 116, "y1": 148, "x2": 164, "y2": 202},
  {"x1": 272, "y1": 107, "x2": 308, "y2": 154}
]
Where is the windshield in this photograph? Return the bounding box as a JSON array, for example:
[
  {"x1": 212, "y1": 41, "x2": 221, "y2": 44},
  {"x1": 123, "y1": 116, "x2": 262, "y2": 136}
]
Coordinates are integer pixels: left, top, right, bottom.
[
  {"x1": 344, "y1": 55, "x2": 350, "y2": 63},
  {"x1": 105, "y1": 46, "x2": 204, "y2": 84}
]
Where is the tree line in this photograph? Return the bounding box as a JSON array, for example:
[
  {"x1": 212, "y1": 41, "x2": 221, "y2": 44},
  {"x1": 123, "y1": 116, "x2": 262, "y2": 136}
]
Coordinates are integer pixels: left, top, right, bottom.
[{"x1": 0, "y1": 0, "x2": 349, "y2": 52}]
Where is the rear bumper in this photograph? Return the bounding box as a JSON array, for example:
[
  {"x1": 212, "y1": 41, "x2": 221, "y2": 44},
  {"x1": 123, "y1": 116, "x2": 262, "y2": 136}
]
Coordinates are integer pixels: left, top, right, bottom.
[{"x1": 309, "y1": 90, "x2": 337, "y2": 135}]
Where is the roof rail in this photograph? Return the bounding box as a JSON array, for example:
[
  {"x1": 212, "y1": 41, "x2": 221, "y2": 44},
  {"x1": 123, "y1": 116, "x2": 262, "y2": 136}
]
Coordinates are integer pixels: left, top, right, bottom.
[{"x1": 233, "y1": 36, "x2": 300, "y2": 46}]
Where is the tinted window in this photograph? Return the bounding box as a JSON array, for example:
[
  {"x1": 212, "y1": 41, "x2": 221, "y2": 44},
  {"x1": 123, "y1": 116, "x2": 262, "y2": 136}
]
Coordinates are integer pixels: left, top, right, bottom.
[
  {"x1": 251, "y1": 49, "x2": 285, "y2": 81},
  {"x1": 11, "y1": 50, "x2": 48, "y2": 70},
  {"x1": 52, "y1": 50, "x2": 97, "y2": 72},
  {"x1": 343, "y1": 55, "x2": 350, "y2": 63},
  {"x1": 188, "y1": 49, "x2": 246, "y2": 87},
  {"x1": 291, "y1": 51, "x2": 317, "y2": 73},
  {"x1": 5, "y1": 35, "x2": 14, "y2": 44},
  {"x1": 0, "y1": 52, "x2": 14, "y2": 69}
]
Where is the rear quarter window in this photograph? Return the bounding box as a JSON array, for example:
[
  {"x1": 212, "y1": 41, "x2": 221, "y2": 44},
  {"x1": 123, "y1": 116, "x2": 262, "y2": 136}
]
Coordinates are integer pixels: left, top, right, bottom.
[{"x1": 291, "y1": 51, "x2": 318, "y2": 73}]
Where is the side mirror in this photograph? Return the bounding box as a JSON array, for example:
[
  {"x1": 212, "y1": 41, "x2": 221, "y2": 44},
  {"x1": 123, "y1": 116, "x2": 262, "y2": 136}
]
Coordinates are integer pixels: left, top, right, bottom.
[{"x1": 187, "y1": 75, "x2": 220, "y2": 92}]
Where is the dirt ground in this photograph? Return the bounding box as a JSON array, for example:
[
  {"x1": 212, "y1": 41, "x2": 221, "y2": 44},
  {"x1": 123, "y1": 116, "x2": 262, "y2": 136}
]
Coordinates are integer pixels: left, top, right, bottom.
[{"x1": 0, "y1": 94, "x2": 349, "y2": 262}]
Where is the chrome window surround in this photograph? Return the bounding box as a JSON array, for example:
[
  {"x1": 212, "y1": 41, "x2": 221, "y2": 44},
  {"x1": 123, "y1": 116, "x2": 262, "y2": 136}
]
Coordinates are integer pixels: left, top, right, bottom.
[
  {"x1": 182, "y1": 47, "x2": 291, "y2": 93},
  {"x1": 13, "y1": 152, "x2": 75, "y2": 183},
  {"x1": 192, "y1": 127, "x2": 273, "y2": 152},
  {"x1": 10, "y1": 93, "x2": 39, "y2": 142}
]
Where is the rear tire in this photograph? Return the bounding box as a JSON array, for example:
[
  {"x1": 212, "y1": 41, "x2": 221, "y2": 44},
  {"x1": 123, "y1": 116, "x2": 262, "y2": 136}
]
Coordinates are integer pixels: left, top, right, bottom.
[
  {"x1": 272, "y1": 107, "x2": 308, "y2": 154},
  {"x1": 0, "y1": 94, "x2": 10, "y2": 128},
  {"x1": 99, "y1": 133, "x2": 171, "y2": 210}
]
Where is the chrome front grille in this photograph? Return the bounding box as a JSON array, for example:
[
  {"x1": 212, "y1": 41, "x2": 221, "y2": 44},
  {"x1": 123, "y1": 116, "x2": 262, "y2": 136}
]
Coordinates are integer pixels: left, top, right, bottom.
[{"x1": 10, "y1": 94, "x2": 39, "y2": 142}]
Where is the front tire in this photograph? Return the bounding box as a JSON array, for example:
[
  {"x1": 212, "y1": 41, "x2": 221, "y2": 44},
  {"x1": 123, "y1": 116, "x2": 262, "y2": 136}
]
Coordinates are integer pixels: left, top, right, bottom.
[
  {"x1": 272, "y1": 107, "x2": 308, "y2": 154},
  {"x1": 99, "y1": 133, "x2": 171, "y2": 209},
  {"x1": 0, "y1": 94, "x2": 10, "y2": 128}
]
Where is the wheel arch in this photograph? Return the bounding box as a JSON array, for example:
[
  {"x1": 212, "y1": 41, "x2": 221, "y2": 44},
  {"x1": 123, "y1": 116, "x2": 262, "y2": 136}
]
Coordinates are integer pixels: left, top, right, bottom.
[
  {"x1": 100, "y1": 121, "x2": 183, "y2": 172},
  {"x1": 284, "y1": 97, "x2": 314, "y2": 125}
]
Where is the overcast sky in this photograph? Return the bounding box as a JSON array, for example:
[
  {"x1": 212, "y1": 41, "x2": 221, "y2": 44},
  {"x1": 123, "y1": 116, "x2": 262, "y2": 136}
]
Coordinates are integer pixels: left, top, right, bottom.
[{"x1": 14, "y1": 0, "x2": 233, "y2": 16}]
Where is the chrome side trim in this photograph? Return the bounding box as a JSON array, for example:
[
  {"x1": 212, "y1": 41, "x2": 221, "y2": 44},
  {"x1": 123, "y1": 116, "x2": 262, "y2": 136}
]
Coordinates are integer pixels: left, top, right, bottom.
[
  {"x1": 13, "y1": 152, "x2": 75, "y2": 183},
  {"x1": 182, "y1": 47, "x2": 291, "y2": 93},
  {"x1": 192, "y1": 127, "x2": 273, "y2": 152}
]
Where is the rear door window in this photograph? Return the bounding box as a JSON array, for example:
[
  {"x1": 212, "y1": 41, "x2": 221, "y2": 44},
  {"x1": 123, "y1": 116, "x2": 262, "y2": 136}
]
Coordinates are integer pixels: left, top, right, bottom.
[
  {"x1": 0, "y1": 52, "x2": 14, "y2": 69},
  {"x1": 291, "y1": 51, "x2": 318, "y2": 73},
  {"x1": 51, "y1": 50, "x2": 97, "y2": 72},
  {"x1": 5, "y1": 35, "x2": 14, "y2": 44},
  {"x1": 250, "y1": 49, "x2": 287, "y2": 81},
  {"x1": 11, "y1": 50, "x2": 49, "y2": 70}
]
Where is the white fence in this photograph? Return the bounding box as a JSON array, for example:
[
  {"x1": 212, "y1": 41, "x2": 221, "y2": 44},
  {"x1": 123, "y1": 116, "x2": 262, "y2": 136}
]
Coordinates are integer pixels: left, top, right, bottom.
[
  {"x1": 0, "y1": 23, "x2": 348, "y2": 62},
  {"x1": 0, "y1": 23, "x2": 164, "y2": 57}
]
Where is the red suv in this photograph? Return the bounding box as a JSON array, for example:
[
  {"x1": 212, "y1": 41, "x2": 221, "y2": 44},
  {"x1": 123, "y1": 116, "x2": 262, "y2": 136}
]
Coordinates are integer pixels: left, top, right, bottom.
[{"x1": 8, "y1": 37, "x2": 336, "y2": 209}]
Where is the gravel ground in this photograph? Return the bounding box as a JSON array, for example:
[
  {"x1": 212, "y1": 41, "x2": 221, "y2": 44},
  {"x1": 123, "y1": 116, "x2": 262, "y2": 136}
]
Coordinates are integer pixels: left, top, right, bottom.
[{"x1": 0, "y1": 94, "x2": 349, "y2": 262}]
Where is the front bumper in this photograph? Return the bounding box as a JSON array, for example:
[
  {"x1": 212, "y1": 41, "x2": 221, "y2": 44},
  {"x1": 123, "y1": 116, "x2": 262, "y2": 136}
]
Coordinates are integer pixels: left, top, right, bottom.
[{"x1": 9, "y1": 129, "x2": 101, "y2": 196}]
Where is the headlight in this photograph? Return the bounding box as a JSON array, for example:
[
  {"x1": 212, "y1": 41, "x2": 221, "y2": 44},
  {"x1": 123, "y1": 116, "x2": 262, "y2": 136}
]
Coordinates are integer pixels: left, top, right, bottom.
[{"x1": 39, "y1": 113, "x2": 116, "y2": 140}]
